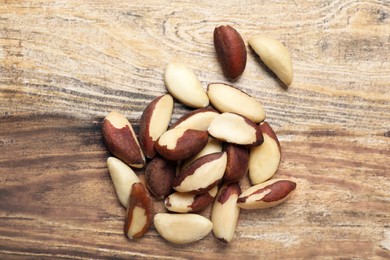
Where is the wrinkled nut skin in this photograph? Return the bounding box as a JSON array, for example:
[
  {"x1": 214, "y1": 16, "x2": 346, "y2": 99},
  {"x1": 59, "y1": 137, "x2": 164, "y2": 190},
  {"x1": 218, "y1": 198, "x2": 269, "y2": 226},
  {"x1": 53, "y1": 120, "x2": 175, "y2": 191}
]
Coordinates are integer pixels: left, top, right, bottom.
[
  {"x1": 124, "y1": 182, "x2": 154, "y2": 239},
  {"x1": 145, "y1": 156, "x2": 176, "y2": 200},
  {"x1": 165, "y1": 187, "x2": 218, "y2": 213},
  {"x1": 223, "y1": 144, "x2": 249, "y2": 183},
  {"x1": 170, "y1": 107, "x2": 219, "y2": 131},
  {"x1": 214, "y1": 25, "x2": 247, "y2": 81},
  {"x1": 155, "y1": 129, "x2": 209, "y2": 161},
  {"x1": 101, "y1": 111, "x2": 145, "y2": 168},
  {"x1": 237, "y1": 179, "x2": 296, "y2": 209}
]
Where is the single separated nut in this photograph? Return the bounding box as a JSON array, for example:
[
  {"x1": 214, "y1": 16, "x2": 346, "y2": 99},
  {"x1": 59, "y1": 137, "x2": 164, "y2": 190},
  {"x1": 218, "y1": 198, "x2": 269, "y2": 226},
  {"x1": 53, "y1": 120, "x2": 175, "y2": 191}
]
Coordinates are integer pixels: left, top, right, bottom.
[
  {"x1": 124, "y1": 182, "x2": 154, "y2": 239},
  {"x1": 170, "y1": 107, "x2": 219, "y2": 131},
  {"x1": 107, "y1": 157, "x2": 140, "y2": 208},
  {"x1": 249, "y1": 122, "x2": 281, "y2": 185},
  {"x1": 214, "y1": 25, "x2": 247, "y2": 81},
  {"x1": 154, "y1": 213, "x2": 213, "y2": 244},
  {"x1": 164, "y1": 62, "x2": 209, "y2": 108},
  {"x1": 211, "y1": 183, "x2": 241, "y2": 243},
  {"x1": 207, "y1": 83, "x2": 265, "y2": 123},
  {"x1": 102, "y1": 111, "x2": 145, "y2": 168},
  {"x1": 237, "y1": 179, "x2": 296, "y2": 209},
  {"x1": 139, "y1": 94, "x2": 173, "y2": 159},
  {"x1": 248, "y1": 35, "x2": 293, "y2": 87}
]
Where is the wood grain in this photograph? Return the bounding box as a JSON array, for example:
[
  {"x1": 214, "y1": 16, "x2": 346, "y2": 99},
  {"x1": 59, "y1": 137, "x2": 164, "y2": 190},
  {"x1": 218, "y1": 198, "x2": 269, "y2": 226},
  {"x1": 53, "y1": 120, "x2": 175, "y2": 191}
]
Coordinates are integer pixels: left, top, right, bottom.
[{"x1": 1, "y1": 0, "x2": 389, "y2": 259}]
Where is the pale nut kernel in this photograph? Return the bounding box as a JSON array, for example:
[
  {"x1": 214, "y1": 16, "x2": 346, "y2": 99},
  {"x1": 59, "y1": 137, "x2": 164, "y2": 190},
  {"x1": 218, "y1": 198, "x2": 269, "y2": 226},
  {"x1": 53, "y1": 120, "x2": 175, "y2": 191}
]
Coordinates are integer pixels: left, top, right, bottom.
[
  {"x1": 170, "y1": 107, "x2": 219, "y2": 131},
  {"x1": 237, "y1": 179, "x2": 296, "y2": 209},
  {"x1": 164, "y1": 62, "x2": 209, "y2": 108},
  {"x1": 181, "y1": 137, "x2": 223, "y2": 170},
  {"x1": 248, "y1": 35, "x2": 293, "y2": 87},
  {"x1": 154, "y1": 213, "x2": 213, "y2": 244}
]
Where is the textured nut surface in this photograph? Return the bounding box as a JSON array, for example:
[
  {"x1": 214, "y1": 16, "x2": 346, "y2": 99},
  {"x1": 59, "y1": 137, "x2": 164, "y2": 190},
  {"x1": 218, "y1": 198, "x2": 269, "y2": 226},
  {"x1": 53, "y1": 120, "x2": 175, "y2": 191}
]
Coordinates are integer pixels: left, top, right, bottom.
[
  {"x1": 214, "y1": 25, "x2": 247, "y2": 81},
  {"x1": 164, "y1": 62, "x2": 209, "y2": 108},
  {"x1": 207, "y1": 83, "x2": 265, "y2": 123},
  {"x1": 170, "y1": 108, "x2": 219, "y2": 131},
  {"x1": 237, "y1": 179, "x2": 296, "y2": 209},
  {"x1": 107, "y1": 157, "x2": 140, "y2": 208},
  {"x1": 248, "y1": 35, "x2": 293, "y2": 87},
  {"x1": 181, "y1": 137, "x2": 223, "y2": 170},
  {"x1": 173, "y1": 152, "x2": 227, "y2": 194},
  {"x1": 165, "y1": 186, "x2": 218, "y2": 213},
  {"x1": 102, "y1": 111, "x2": 146, "y2": 168},
  {"x1": 249, "y1": 122, "x2": 281, "y2": 185},
  {"x1": 155, "y1": 128, "x2": 209, "y2": 161},
  {"x1": 139, "y1": 94, "x2": 173, "y2": 159},
  {"x1": 208, "y1": 112, "x2": 263, "y2": 146},
  {"x1": 224, "y1": 144, "x2": 249, "y2": 183},
  {"x1": 145, "y1": 156, "x2": 176, "y2": 200},
  {"x1": 124, "y1": 182, "x2": 154, "y2": 239},
  {"x1": 154, "y1": 213, "x2": 213, "y2": 244},
  {"x1": 211, "y1": 183, "x2": 241, "y2": 243}
]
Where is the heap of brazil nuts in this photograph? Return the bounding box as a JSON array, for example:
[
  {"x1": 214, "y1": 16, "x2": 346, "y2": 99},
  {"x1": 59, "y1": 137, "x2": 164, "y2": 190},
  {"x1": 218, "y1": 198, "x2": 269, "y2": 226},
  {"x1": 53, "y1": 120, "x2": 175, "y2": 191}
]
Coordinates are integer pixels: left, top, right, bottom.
[{"x1": 101, "y1": 25, "x2": 296, "y2": 244}]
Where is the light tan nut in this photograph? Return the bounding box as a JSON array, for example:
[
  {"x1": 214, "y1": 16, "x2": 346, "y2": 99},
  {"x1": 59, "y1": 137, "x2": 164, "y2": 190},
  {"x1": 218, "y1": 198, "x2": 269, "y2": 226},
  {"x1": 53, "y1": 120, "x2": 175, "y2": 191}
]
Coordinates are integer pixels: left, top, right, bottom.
[
  {"x1": 223, "y1": 144, "x2": 249, "y2": 184},
  {"x1": 155, "y1": 128, "x2": 209, "y2": 161},
  {"x1": 144, "y1": 156, "x2": 176, "y2": 200},
  {"x1": 211, "y1": 183, "x2": 241, "y2": 243},
  {"x1": 249, "y1": 122, "x2": 281, "y2": 185},
  {"x1": 248, "y1": 35, "x2": 293, "y2": 87},
  {"x1": 170, "y1": 107, "x2": 219, "y2": 131},
  {"x1": 124, "y1": 182, "x2": 154, "y2": 239},
  {"x1": 181, "y1": 137, "x2": 223, "y2": 170},
  {"x1": 237, "y1": 179, "x2": 296, "y2": 209},
  {"x1": 214, "y1": 25, "x2": 247, "y2": 81},
  {"x1": 165, "y1": 186, "x2": 218, "y2": 213},
  {"x1": 208, "y1": 112, "x2": 263, "y2": 146},
  {"x1": 102, "y1": 111, "x2": 145, "y2": 168},
  {"x1": 164, "y1": 62, "x2": 209, "y2": 108},
  {"x1": 154, "y1": 213, "x2": 213, "y2": 244},
  {"x1": 173, "y1": 152, "x2": 227, "y2": 194},
  {"x1": 139, "y1": 94, "x2": 173, "y2": 159},
  {"x1": 107, "y1": 157, "x2": 140, "y2": 208},
  {"x1": 207, "y1": 83, "x2": 265, "y2": 123}
]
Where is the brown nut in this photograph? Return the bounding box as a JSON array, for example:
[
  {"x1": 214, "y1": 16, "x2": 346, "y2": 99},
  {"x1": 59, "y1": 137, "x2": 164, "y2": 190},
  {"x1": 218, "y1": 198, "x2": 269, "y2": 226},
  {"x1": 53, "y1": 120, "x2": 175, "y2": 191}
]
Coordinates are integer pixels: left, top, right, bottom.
[
  {"x1": 124, "y1": 182, "x2": 154, "y2": 239},
  {"x1": 223, "y1": 144, "x2": 249, "y2": 183},
  {"x1": 139, "y1": 94, "x2": 173, "y2": 159},
  {"x1": 208, "y1": 112, "x2": 263, "y2": 146},
  {"x1": 173, "y1": 152, "x2": 227, "y2": 194},
  {"x1": 101, "y1": 111, "x2": 146, "y2": 168},
  {"x1": 155, "y1": 128, "x2": 209, "y2": 161},
  {"x1": 214, "y1": 25, "x2": 247, "y2": 81},
  {"x1": 145, "y1": 156, "x2": 176, "y2": 200},
  {"x1": 164, "y1": 186, "x2": 218, "y2": 213},
  {"x1": 170, "y1": 107, "x2": 219, "y2": 131},
  {"x1": 207, "y1": 83, "x2": 265, "y2": 123},
  {"x1": 211, "y1": 183, "x2": 241, "y2": 243},
  {"x1": 237, "y1": 179, "x2": 296, "y2": 209},
  {"x1": 249, "y1": 121, "x2": 281, "y2": 185}
]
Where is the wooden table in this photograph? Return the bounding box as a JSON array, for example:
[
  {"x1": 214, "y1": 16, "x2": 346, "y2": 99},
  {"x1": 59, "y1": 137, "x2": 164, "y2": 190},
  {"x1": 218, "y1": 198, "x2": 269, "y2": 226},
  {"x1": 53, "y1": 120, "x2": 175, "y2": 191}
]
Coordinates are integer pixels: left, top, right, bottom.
[{"x1": 1, "y1": 1, "x2": 389, "y2": 259}]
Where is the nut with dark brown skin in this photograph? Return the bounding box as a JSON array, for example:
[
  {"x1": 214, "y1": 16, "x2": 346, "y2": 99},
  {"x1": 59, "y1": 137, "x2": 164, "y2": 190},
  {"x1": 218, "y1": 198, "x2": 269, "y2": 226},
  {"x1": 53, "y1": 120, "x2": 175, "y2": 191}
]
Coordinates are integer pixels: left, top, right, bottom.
[
  {"x1": 223, "y1": 144, "x2": 249, "y2": 183},
  {"x1": 214, "y1": 25, "x2": 247, "y2": 81},
  {"x1": 144, "y1": 156, "x2": 176, "y2": 200}
]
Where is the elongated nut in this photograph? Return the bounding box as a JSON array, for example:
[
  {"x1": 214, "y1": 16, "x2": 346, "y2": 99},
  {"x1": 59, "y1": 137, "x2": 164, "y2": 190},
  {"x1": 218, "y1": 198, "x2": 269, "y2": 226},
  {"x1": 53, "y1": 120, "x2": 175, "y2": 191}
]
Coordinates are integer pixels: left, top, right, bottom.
[
  {"x1": 165, "y1": 186, "x2": 218, "y2": 213},
  {"x1": 211, "y1": 183, "x2": 241, "y2": 243},
  {"x1": 107, "y1": 157, "x2": 140, "y2": 208},
  {"x1": 237, "y1": 179, "x2": 296, "y2": 209},
  {"x1": 124, "y1": 182, "x2": 154, "y2": 239},
  {"x1": 102, "y1": 111, "x2": 145, "y2": 168},
  {"x1": 214, "y1": 25, "x2": 247, "y2": 81},
  {"x1": 173, "y1": 152, "x2": 227, "y2": 194},
  {"x1": 145, "y1": 156, "x2": 176, "y2": 200},
  {"x1": 248, "y1": 35, "x2": 293, "y2": 87},
  {"x1": 249, "y1": 122, "x2": 281, "y2": 185},
  {"x1": 208, "y1": 112, "x2": 263, "y2": 146},
  {"x1": 164, "y1": 62, "x2": 209, "y2": 108},
  {"x1": 181, "y1": 137, "x2": 223, "y2": 170},
  {"x1": 154, "y1": 213, "x2": 213, "y2": 244},
  {"x1": 224, "y1": 144, "x2": 249, "y2": 183},
  {"x1": 170, "y1": 108, "x2": 219, "y2": 131},
  {"x1": 207, "y1": 83, "x2": 265, "y2": 123},
  {"x1": 155, "y1": 128, "x2": 209, "y2": 161},
  {"x1": 139, "y1": 94, "x2": 174, "y2": 159}
]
